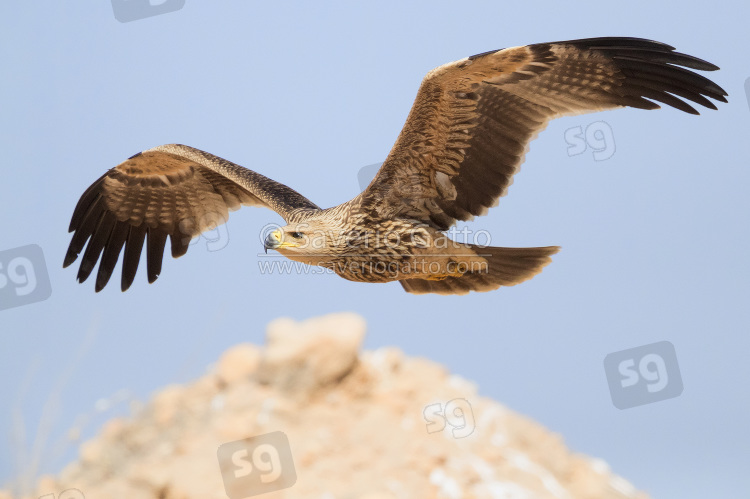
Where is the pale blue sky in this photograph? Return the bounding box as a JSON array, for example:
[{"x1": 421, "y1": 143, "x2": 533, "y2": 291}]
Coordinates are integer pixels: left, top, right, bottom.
[{"x1": 1, "y1": 2, "x2": 749, "y2": 497}]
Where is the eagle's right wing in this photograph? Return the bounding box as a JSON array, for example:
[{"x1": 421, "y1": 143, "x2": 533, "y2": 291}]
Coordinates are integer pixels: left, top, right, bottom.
[{"x1": 63, "y1": 144, "x2": 319, "y2": 292}]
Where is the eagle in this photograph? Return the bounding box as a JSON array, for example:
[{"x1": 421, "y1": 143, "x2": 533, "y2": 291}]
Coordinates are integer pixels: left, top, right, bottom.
[{"x1": 63, "y1": 37, "x2": 727, "y2": 295}]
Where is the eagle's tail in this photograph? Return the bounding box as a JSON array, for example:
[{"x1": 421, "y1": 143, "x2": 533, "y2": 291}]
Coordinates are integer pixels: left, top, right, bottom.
[{"x1": 399, "y1": 245, "x2": 560, "y2": 295}]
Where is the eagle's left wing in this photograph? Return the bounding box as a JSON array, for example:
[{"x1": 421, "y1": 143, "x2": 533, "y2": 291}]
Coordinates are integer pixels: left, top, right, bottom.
[{"x1": 359, "y1": 37, "x2": 727, "y2": 229}]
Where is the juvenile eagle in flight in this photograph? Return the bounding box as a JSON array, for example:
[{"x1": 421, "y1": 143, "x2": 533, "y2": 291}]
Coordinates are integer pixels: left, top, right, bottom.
[{"x1": 64, "y1": 37, "x2": 727, "y2": 295}]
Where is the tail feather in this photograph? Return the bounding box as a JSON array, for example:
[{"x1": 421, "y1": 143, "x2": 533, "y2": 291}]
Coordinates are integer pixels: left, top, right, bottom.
[{"x1": 400, "y1": 245, "x2": 560, "y2": 295}]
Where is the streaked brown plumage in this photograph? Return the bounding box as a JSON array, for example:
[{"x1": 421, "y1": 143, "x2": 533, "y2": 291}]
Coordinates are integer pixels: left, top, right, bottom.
[{"x1": 64, "y1": 37, "x2": 727, "y2": 294}]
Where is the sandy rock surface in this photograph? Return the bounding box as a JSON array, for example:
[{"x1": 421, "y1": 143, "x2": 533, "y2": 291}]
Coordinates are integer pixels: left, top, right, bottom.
[{"x1": 5, "y1": 313, "x2": 648, "y2": 499}]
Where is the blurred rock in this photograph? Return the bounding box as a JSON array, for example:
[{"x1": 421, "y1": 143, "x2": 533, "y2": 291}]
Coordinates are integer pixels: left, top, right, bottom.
[
  {"x1": 3, "y1": 312, "x2": 648, "y2": 499},
  {"x1": 216, "y1": 343, "x2": 261, "y2": 385},
  {"x1": 257, "y1": 312, "x2": 366, "y2": 393}
]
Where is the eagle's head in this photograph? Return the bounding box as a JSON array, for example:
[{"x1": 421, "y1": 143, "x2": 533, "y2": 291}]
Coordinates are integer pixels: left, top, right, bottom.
[{"x1": 263, "y1": 219, "x2": 349, "y2": 265}]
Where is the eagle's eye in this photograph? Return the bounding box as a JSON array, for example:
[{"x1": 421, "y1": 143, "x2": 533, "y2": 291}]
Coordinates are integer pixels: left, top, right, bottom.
[{"x1": 290, "y1": 231, "x2": 303, "y2": 239}]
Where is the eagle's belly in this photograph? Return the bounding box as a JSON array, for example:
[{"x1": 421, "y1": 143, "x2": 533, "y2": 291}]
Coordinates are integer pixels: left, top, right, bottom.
[
  {"x1": 321, "y1": 221, "x2": 481, "y2": 283},
  {"x1": 328, "y1": 251, "x2": 468, "y2": 284},
  {"x1": 328, "y1": 253, "x2": 414, "y2": 283}
]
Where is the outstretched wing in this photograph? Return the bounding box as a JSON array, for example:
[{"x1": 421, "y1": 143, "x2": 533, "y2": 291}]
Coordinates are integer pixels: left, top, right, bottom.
[
  {"x1": 63, "y1": 144, "x2": 319, "y2": 292},
  {"x1": 359, "y1": 37, "x2": 727, "y2": 229}
]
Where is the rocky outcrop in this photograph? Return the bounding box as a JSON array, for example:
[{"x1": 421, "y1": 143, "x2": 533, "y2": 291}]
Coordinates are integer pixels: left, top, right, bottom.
[{"x1": 4, "y1": 313, "x2": 648, "y2": 499}]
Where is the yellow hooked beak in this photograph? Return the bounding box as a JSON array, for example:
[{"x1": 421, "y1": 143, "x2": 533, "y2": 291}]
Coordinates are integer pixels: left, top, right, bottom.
[{"x1": 264, "y1": 230, "x2": 300, "y2": 252}]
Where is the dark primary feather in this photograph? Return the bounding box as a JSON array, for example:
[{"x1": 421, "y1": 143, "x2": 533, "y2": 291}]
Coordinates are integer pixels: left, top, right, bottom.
[
  {"x1": 146, "y1": 228, "x2": 168, "y2": 284},
  {"x1": 95, "y1": 219, "x2": 129, "y2": 292},
  {"x1": 121, "y1": 225, "x2": 146, "y2": 292}
]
